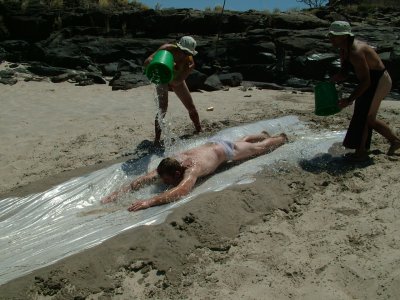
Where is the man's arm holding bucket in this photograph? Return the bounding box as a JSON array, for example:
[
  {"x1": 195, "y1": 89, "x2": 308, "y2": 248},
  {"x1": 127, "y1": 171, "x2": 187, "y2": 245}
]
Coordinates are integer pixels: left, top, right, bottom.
[
  {"x1": 338, "y1": 52, "x2": 370, "y2": 108},
  {"x1": 144, "y1": 44, "x2": 176, "y2": 67},
  {"x1": 331, "y1": 48, "x2": 349, "y2": 83}
]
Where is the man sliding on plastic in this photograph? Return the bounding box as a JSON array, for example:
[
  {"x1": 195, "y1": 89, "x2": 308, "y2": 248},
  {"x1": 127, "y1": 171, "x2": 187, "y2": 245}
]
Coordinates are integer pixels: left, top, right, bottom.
[{"x1": 101, "y1": 131, "x2": 288, "y2": 212}]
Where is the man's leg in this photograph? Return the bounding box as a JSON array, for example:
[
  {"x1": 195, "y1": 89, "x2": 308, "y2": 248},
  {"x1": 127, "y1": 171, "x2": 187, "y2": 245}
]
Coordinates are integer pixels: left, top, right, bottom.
[
  {"x1": 172, "y1": 81, "x2": 202, "y2": 133},
  {"x1": 365, "y1": 72, "x2": 400, "y2": 155},
  {"x1": 232, "y1": 133, "x2": 287, "y2": 161},
  {"x1": 155, "y1": 84, "x2": 169, "y2": 145},
  {"x1": 237, "y1": 131, "x2": 271, "y2": 143}
]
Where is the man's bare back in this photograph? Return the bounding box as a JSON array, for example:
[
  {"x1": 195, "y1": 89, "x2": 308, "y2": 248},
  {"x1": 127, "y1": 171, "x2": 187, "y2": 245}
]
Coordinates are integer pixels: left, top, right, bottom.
[{"x1": 173, "y1": 143, "x2": 227, "y2": 179}]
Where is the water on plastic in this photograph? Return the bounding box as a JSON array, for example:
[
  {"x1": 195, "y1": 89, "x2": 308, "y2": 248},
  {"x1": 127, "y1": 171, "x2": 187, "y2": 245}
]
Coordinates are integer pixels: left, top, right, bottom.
[{"x1": 0, "y1": 116, "x2": 345, "y2": 285}]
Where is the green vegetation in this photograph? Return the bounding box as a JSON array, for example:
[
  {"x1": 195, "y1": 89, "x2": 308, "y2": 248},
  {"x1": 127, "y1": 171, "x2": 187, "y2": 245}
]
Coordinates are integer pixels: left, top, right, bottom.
[
  {"x1": 272, "y1": 7, "x2": 281, "y2": 14},
  {"x1": 214, "y1": 5, "x2": 223, "y2": 13}
]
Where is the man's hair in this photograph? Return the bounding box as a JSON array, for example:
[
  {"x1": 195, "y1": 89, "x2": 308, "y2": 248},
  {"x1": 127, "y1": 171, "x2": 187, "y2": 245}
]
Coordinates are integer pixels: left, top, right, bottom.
[{"x1": 157, "y1": 157, "x2": 184, "y2": 177}]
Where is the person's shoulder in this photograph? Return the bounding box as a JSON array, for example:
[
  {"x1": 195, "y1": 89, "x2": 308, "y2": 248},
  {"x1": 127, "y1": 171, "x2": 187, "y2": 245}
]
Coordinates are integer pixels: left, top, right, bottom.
[
  {"x1": 350, "y1": 41, "x2": 365, "y2": 57},
  {"x1": 160, "y1": 43, "x2": 177, "y2": 51},
  {"x1": 354, "y1": 40, "x2": 371, "y2": 52}
]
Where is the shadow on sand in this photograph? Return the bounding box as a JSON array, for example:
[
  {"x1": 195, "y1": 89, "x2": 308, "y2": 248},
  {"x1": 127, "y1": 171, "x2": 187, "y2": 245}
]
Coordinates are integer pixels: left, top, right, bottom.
[{"x1": 298, "y1": 142, "x2": 375, "y2": 175}]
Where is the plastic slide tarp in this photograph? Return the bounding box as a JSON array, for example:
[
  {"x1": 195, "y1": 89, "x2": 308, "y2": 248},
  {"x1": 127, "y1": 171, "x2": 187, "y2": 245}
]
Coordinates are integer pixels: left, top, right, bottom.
[{"x1": 0, "y1": 116, "x2": 345, "y2": 285}]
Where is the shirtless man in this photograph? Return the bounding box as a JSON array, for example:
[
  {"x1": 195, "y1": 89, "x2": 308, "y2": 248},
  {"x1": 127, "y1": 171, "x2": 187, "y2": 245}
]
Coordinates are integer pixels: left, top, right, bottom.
[
  {"x1": 101, "y1": 132, "x2": 288, "y2": 212},
  {"x1": 144, "y1": 36, "x2": 202, "y2": 146},
  {"x1": 328, "y1": 21, "x2": 400, "y2": 161}
]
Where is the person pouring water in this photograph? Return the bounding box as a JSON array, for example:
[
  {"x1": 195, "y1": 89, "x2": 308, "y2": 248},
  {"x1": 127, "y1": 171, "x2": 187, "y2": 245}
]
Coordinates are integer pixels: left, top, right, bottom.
[
  {"x1": 328, "y1": 21, "x2": 400, "y2": 161},
  {"x1": 144, "y1": 36, "x2": 202, "y2": 147}
]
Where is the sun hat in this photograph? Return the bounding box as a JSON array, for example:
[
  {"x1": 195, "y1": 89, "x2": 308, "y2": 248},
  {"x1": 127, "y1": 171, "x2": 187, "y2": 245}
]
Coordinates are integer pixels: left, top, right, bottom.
[
  {"x1": 328, "y1": 21, "x2": 354, "y2": 37},
  {"x1": 176, "y1": 36, "x2": 198, "y2": 56}
]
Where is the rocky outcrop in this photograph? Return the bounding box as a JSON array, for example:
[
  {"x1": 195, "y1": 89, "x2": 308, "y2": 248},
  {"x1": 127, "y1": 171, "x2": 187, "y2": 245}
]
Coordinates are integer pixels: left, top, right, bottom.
[{"x1": 0, "y1": 5, "x2": 399, "y2": 92}]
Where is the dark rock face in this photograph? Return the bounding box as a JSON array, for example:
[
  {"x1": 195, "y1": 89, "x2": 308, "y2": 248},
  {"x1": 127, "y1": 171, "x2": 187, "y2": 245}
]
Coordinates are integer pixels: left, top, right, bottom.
[{"x1": 0, "y1": 5, "x2": 399, "y2": 91}]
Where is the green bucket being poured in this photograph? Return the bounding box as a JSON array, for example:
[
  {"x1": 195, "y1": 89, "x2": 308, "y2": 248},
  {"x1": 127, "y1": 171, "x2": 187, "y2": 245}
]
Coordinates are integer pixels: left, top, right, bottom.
[
  {"x1": 145, "y1": 50, "x2": 174, "y2": 84},
  {"x1": 314, "y1": 81, "x2": 341, "y2": 116}
]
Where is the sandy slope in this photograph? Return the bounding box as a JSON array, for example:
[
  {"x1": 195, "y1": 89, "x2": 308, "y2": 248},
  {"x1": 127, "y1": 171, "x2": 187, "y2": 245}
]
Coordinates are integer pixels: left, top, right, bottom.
[{"x1": 1, "y1": 63, "x2": 400, "y2": 299}]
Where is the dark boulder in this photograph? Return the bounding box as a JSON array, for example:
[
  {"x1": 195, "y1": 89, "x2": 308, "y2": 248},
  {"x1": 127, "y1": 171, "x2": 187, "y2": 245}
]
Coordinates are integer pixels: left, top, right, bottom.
[
  {"x1": 0, "y1": 69, "x2": 17, "y2": 85},
  {"x1": 203, "y1": 74, "x2": 223, "y2": 91},
  {"x1": 27, "y1": 64, "x2": 70, "y2": 76},
  {"x1": 218, "y1": 72, "x2": 243, "y2": 87},
  {"x1": 109, "y1": 71, "x2": 149, "y2": 90},
  {"x1": 186, "y1": 69, "x2": 207, "y2": 91}
]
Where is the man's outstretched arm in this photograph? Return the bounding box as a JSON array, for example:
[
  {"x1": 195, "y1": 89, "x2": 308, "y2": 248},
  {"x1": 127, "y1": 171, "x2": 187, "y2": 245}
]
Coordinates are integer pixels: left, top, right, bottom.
[
  {"x1": 101, "y1": 170, "x2": 158, "y2": 204},
  {"x1": 127, "y1": 174, "x2": 197, "y2": 212}
]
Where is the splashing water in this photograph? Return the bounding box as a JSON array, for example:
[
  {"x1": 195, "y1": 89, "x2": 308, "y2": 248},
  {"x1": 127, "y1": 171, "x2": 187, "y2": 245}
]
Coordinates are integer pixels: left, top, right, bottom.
[{"x1": 151, "y1": 83, "x2": 182, "y2": 156}]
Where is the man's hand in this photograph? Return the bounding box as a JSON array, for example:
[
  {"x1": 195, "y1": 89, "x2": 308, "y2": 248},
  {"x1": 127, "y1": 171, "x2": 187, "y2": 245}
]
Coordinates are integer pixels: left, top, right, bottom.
[
  {"x1": 338, "y1": 98, "x2": 353, "y2": 109},
  {"x1": 101, "y1": 191, "x2": 120, "y2": 204},
  {"x1": 128, "y1": 200, "x2": 152, "y2": 212}
]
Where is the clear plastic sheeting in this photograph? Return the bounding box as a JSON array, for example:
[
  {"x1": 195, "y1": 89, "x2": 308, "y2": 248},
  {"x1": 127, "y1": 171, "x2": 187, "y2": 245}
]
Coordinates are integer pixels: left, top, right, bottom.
[{"x1": 0, "y1": 116, "x2": 345, "y2": 285}]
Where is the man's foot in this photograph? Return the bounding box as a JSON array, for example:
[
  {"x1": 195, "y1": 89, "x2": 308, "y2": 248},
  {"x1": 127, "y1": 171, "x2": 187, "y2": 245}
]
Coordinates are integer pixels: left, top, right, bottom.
[
  {"x1": 387, "y1": 140, "x2": 400, "y2": 155},
  {"x1": 194, "y1": 122, "x2": 202, "y2": 133},
  {"x1": 277, "y1": 133, "x2": 289, "y2": 143}
]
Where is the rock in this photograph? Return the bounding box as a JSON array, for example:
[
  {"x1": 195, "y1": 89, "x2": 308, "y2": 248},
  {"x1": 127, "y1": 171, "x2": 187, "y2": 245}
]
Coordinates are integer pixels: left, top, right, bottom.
[
  {"x1": 101, "y1": 62, "x2": 119, "y2": 76},
  {"x1": 233, "y1": 64, "x2": 276, "y2": 82},
  {"x1": 85, "y1": 72, "x2": 107, "y2": 84},
  {"x1": 109, "y1": 71, "x2": 149, "y2": 90},
  {"x1": 50, "y1": 72, "x2": 78, "y2": 83},
  {"x1": 242, "y1": 81, "x2": 286, "y2": 90},
  {"x1": 203, "y1": 74, "x2": 223, "y2": 91},
  {"x1": 218, "y1": 72, "x2": 243, "y2": 87},
  {"x1": 284, "y1": 77, "x2": 311, "y2": 89},
  {"x1": 27, "y1": 65, "x2": 69, "y2": 76},
  {"x1": 0, "y1": 69, "x2": 17, "y2": 85},
  {"x1": 290, "y1": 53, "x2": 337, "y2": 79},
  {"x1": 269, "y1": 12, "x2": 329, "y2": 30},
  {"x1": 186, "y1": 69, "x2": 207, "y2": 91},
  {"x1": 0, "y1": 6, "x2": 399, "y2": 91},
  {"x1": 0, "y1": 77, "x2": 18, "y2": 85}
]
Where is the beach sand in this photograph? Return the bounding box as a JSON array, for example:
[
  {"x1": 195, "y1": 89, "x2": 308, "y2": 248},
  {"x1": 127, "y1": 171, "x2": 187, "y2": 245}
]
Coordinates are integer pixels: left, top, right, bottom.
[{"x1": 1, "y1": 67, "x2": 400, "y2": 299}]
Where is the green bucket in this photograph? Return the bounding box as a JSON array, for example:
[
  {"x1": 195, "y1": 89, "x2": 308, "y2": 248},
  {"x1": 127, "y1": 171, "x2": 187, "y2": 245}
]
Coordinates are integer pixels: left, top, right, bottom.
[
  {"x1": 145, "y1": 50, "x2": 174, "y2": 84},
  {"x1": 314, "y1": 82, "x2": 341, "y2": 116}
]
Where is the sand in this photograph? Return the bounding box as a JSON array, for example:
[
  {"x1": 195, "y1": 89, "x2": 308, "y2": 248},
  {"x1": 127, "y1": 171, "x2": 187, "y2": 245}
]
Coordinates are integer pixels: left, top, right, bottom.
[{"x1": 1, "y1": 62, "x2": 400, "y2": 299}]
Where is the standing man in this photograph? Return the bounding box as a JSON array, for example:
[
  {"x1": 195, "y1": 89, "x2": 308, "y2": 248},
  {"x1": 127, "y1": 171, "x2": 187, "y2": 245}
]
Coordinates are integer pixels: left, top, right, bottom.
[
  {"x1": 328, "y1": 21, "x2": 400, "y2": 161},
  {"x1": 144, "y1": 36, "x2": 202, "y2": 146}
]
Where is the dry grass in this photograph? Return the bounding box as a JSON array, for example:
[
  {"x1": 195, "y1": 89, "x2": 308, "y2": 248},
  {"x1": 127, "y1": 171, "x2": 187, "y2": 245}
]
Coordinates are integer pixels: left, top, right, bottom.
[{"x1": 1, "y1": 0, "x2": 149, "y2": 10}]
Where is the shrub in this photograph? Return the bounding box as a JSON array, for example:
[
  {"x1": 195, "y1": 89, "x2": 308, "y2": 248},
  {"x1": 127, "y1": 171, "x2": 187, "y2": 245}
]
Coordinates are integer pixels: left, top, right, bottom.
[{"x1": 296, "y1": 0, "x2": 328, "y2": 8}]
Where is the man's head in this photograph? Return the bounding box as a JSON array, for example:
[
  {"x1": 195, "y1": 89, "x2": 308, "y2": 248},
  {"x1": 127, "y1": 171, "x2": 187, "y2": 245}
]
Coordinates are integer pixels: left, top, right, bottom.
[
  {"x1": 328, "y1": 21, "x2": 354, "y2": 48},
  {"x1": 157, "y1": 157, "x2": 185, "y2": 185},
  {"x1": 176, "y1": 36, "x2": 198, "y2": 56}
]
